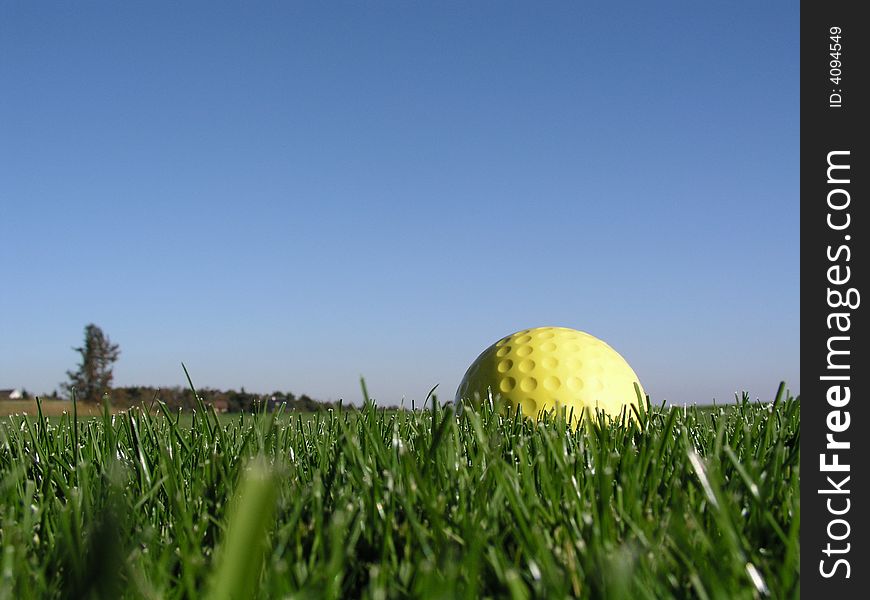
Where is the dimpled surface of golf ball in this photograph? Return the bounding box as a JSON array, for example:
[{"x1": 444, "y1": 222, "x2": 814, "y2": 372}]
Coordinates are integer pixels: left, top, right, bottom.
[{"x1": 456, "y1": 327, "x2": 644, "y2": 421}]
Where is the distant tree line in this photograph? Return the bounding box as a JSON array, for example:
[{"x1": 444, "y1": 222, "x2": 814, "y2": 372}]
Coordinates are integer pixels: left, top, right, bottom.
[
  {"x1": 54, "y1": 323, "x2": 333, "y2": 413},
  {"x1": 108, "y1": 386, "x2": 335, "y2": 413}
]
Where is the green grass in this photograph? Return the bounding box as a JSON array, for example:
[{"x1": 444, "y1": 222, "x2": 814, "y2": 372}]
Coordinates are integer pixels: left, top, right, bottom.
[{"x1": 0, "y1": 385, "x2": 799, "y2": 599}]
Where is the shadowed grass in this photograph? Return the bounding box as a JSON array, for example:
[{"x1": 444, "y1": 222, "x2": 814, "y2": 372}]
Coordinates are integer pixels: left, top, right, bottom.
[{"x1": 0, "y1": 384, "x2": 799, "y2": 599}]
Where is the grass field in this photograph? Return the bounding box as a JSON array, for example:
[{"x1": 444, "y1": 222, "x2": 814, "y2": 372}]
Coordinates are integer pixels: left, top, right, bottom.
[
  {"x1": 0, "y1": 399, "x2": 108, "y2": 418},
  {"x1": 0, "y1": 386, "x2": 799, "y2": 599}
]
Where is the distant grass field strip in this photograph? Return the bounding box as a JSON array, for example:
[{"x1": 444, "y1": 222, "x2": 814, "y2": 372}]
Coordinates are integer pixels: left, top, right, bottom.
[
  {"x1": 0, "y1": 386, "x2": 799, "y2": 599},
  {"x1": 0, "y1": 399, "x2": 107, "y2": 417}
]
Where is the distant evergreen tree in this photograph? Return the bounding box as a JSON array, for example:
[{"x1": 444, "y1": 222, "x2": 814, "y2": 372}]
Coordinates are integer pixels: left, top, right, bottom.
[{"x1": 63, "y1": 324, "x2": 120, "y2": 403}]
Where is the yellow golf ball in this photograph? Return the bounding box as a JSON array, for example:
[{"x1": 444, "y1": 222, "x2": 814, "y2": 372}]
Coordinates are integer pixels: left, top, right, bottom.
[{"x1": 456, "y1": 326, "x2": 644, "y2": 422}]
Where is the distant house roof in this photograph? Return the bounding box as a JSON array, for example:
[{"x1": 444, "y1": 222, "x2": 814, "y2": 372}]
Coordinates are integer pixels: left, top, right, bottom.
[{"x1": 1, "y1": 389, "x2": 23, "y2": 401}]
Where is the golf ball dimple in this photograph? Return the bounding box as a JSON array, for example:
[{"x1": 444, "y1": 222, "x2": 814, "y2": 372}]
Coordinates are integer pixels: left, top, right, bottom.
[{"x1": 456, "y1": 326, "x2": 644, "y2": 422}]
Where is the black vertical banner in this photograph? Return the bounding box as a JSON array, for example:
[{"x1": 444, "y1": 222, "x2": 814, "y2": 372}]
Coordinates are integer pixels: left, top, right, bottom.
[{"x1": 802, "y1": 1, "x2": 868, "y2": 596}]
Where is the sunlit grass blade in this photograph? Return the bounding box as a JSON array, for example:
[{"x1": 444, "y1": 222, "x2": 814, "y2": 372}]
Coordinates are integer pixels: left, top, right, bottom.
[{"x1": 208, "y1": 457, "x2": 278, "y2": 600}]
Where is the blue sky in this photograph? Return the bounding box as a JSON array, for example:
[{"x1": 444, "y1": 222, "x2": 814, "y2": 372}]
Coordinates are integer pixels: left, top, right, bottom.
[{"x1": 1, "y1": 1, "x2": 799, "y2": 405}]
